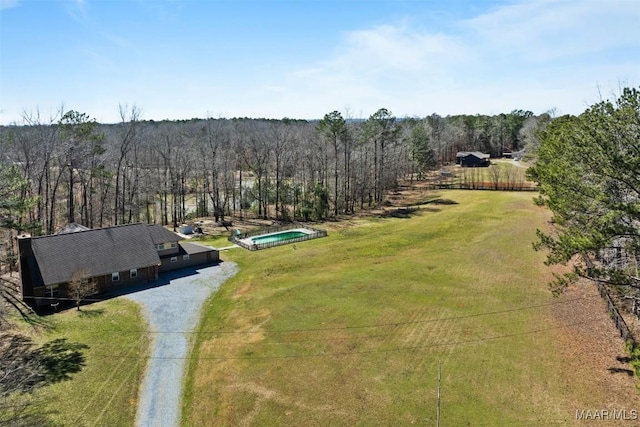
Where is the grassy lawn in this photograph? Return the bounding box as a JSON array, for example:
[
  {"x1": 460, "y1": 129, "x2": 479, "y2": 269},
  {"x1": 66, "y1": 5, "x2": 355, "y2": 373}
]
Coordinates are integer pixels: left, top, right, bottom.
[
  {"x1": 5, "y1": 298, "x2": 150, "y2": 426},
  {"x1": 182, "y1": 190, "x2": 610, "y2": 426}
]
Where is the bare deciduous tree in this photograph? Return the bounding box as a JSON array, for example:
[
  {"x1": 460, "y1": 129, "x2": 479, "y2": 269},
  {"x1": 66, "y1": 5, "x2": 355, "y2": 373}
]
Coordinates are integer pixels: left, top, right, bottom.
[{"x1": 67, "y1": 269, "x2": 96, "y2": 311}]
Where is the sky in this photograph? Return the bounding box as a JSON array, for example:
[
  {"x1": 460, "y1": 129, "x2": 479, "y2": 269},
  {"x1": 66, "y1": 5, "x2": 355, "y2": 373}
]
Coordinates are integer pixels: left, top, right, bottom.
[{"x1": 0, "y1": 0, "x2": 638, "y2": 124}]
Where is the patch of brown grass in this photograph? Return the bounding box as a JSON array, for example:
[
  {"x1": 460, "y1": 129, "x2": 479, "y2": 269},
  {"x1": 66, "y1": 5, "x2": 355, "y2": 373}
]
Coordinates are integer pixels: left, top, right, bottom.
[{"x1": 550, "y1": 281, "x2": 640, "y2": 423}]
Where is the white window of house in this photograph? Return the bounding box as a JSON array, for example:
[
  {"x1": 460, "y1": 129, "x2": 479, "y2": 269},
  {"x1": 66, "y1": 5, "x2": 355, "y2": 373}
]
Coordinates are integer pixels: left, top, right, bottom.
[
  {"x1": 170, "y1": 256, "x2": 177, "y2": 263},
  {"x1": 183, "y1": 254, "x2": 190, "y2": 261},
  {"x1": 112, "y1": 272, "x2": 120, "y2": 282},
  {"x1": 170, "y1": 242, "x2": 177, "y2": 249},
  {"x1": 156, "y1": 243, "x2": 164, "y2": 250},
  {"x1": 130, "y1": 269, "x2": 138, "y2": 278}
]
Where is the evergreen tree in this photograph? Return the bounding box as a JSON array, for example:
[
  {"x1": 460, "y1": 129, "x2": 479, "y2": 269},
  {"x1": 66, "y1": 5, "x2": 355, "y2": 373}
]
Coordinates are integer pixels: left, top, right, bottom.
[{"x1": 528, "y1": 87, "x2": 640, "y2": 295}]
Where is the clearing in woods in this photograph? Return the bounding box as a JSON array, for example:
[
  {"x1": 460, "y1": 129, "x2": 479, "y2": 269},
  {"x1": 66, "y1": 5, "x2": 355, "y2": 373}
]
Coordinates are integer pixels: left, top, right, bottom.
[{"x1": 183, "y1": 190, "x2": 639, "y2": 426}]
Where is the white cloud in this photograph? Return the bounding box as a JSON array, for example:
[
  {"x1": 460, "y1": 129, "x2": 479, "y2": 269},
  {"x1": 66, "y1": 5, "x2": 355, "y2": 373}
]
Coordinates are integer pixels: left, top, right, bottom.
[
  {"x1": 463, "y1": 0, "x2": 640, "y2": 62},
  {"x1": 261, "y1": 24, "x2": 466, "y2": 118},
  {"x1": 265, "y1": 0, "x2": 639, "y2": 118},
  {"x1": 334, "y1": 25, "x2": 461, "y2": 73},
  {"x1": 1, "y1": 0, "x2": 637, "y2": 124}
]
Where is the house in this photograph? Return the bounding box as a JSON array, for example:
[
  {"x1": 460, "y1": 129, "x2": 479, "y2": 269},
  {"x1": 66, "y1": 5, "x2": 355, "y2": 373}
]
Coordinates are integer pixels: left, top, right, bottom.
[
  {"x1": 455, "y1": 152, "x2": 491, "y2": 167},
  {"x1": 18, "y1": 223, "x2": 219, "y2": 307},
  {"x1": 55, "y1": 222, "x2": 90, "y2": 234}
]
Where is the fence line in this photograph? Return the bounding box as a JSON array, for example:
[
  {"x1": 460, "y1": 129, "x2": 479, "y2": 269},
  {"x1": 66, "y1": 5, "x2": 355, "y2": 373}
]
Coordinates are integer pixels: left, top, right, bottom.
[
  {"x1": 229, "y1": 223, "x2": 327, "y2": 251},
  {"x1": 427, "y1": 182, "x2": 538, "y2": 191},
  {"x1": 594, "y1": 278, "x2": 637, "y2": 347},
  {"x1": 582, "y1": 257, "x2": 637, "y2": 346}
]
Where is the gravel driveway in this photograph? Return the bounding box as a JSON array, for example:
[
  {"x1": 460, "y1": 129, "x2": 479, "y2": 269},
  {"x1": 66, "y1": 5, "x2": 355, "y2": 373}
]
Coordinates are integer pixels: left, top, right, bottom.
[{"x1": 124, "y1": 261, "x2": 238, "y2": 427}]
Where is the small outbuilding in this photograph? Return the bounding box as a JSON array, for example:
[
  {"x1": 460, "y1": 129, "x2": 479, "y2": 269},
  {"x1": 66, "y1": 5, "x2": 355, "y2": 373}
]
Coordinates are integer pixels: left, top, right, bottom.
[{"x1": 456, "y1": 151, "x2": 491, "y2": 167}]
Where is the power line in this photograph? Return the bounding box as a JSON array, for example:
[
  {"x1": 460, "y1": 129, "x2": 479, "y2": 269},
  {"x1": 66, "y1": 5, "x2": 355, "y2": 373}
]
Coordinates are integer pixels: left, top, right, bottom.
[
  {"x1": 81, "y1": 306, "x2": 596, "y2": 350},
  {"x1": 83, "y1": 318, "x2": 603, "y2": 361},
  {"x1": 62, "y1": 294, "x2": 597, "y2": 336}
]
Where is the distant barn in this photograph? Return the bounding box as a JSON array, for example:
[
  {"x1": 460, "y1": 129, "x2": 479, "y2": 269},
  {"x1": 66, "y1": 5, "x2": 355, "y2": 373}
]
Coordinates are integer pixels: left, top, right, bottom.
[{"x1": 456, "y1": 152, "x2": 491, "y2": 167}]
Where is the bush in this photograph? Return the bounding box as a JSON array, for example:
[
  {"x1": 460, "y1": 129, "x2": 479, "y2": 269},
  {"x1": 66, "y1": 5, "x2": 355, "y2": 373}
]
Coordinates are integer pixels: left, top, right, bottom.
[{"x1": 625, "y1": 341, "x2": 640, "y2": 378}]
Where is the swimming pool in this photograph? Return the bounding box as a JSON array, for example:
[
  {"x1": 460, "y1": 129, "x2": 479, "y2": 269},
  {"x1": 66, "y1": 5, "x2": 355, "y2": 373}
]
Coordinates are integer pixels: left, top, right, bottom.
[
  {"x1": 250, "y1": 230, "x2": 310, "y2": 244},
  {"x1": 235, "y1": 227, "x2": 326, "y2": 250}
]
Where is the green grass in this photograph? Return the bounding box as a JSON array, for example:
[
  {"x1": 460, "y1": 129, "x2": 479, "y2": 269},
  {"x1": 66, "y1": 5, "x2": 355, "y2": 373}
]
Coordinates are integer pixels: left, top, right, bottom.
[
  {"x1": 8, "y1": 298, "x2": 150, "y2": 427},
  {"x1": 182, "y1": 190, "x2": 592, "y2": 426}
]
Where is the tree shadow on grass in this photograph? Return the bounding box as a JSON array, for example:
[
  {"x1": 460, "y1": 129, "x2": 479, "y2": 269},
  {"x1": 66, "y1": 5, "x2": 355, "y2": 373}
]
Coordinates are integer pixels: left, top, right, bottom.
[
  {"x1": 0, "y1": 394, "x2": 58, "y2": 427},
  {"x1": 425, "y1": 198, "x2": 459, "y2": 205},
  {"x1": 380, "y1": 197, "x2": 459, "y2": 219},
  {"x1": 1, "y1": 333, "x2": 88, "y2": 427},
  {"x1": 607, "y1": 356, "x2": 635, "y2": 376},
  {"x1": 34, "y1": 339, "x2": 88, "y2": 383},
  {"x1": 1, "y1": 333, "x2": 89, "y2": 397},
  {"x1": 379, "y1": 207, "x2": 424, "y2": 219},
  {"x1": 608, "y1": 367, "x2": 635, "y2": 376},
  {"x1": 1, "y1": 286, "x2": 54, "y2": 330},
  {"x1": 380, "y1": 200, "x2": 459, "y2": 218}
]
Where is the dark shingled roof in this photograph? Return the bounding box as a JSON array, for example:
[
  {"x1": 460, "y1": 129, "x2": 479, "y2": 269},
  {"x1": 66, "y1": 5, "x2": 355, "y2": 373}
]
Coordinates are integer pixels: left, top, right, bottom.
[
  {"x1": 30, "y1": 223, "x2": 178, "y2": 286},
  {"x1": 147, "y1": 224, "x2": 182, "y2": 244},
  {"x1": 178, "y1": 242, "x2": 217, "y2": 255},
  {"x1": 456, "y1": 151, "x2": 490, "y2": 159}
]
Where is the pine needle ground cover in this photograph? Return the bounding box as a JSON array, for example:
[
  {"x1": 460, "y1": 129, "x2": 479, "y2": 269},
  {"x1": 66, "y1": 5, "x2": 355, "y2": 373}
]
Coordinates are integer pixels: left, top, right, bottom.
[{"x1": 184, "y1": 191, "x2": 636, "y2": 426}]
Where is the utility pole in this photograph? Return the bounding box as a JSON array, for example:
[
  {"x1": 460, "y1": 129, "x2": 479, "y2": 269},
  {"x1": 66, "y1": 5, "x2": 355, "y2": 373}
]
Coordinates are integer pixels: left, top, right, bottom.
[{"x1": 437, "y1": 361, "x2": 441, "y2": 427}]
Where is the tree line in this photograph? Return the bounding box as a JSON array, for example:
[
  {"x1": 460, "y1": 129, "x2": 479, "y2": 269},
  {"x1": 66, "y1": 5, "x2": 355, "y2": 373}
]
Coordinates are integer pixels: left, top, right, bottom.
[
  {"x1": 528, "y1": 87, "x2": 640, "y2": 296},
  {"x1": 527, "y1": 86, "x2": 640, "y2": 371},
  {"x1": 0, "y1": 106, "x2": 549, "y2": 235}
]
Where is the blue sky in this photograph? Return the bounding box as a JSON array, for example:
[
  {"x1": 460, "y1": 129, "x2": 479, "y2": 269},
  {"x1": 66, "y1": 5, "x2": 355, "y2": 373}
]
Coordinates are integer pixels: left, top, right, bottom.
[{"x1": 1, "y1": 0, "x2": 638, "y2": 124}]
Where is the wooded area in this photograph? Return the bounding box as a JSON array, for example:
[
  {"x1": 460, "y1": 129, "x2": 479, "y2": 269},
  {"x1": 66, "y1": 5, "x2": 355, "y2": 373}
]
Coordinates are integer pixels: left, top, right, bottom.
[
  {"x1": 0, "y1": 106, "x2": 549, "y2": 235},
  {"x1": 528, "y1": 87, "x2": 640, "y2": 358},
  {"x1": 2, "y1": 89, "x2": 639, "y2": 421}
]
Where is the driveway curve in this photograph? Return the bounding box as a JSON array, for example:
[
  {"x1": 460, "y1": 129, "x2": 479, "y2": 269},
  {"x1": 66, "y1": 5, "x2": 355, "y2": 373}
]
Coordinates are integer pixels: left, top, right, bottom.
[{"x1": 124, "y1": 261, "x2": 238, "y2": 427}]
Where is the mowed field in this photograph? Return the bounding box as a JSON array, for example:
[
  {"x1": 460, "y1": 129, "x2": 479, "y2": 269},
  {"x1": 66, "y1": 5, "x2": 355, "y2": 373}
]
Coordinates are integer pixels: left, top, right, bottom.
[
  {"x1": 182, "y1": 190, "x2": 639, "y2": 426},
  {"x1": 9, "y1": 298, "x2": 149, "y2": 426}
]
